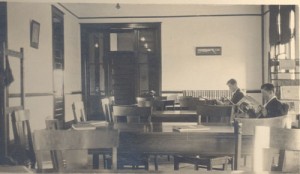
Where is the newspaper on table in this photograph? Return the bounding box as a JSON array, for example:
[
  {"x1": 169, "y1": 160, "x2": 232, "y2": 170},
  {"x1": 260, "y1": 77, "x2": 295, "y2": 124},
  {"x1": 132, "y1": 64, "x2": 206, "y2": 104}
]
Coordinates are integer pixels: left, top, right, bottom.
[{"x1": 236, "y1": 96, "x2": 263, "y2": 118}]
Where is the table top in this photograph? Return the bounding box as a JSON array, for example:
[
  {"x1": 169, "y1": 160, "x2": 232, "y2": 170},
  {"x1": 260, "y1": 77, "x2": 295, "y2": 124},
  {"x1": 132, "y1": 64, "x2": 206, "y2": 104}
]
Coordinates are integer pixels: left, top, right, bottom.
[
  {"x1": 152, "y1": 110, "x2": 197, "y2": 116},
  {"x1": 73, "y1": 122, "x2": 233, "y2": 133},
  {"x1": 0, "y1": 165, "x2": 33, "y2": 173}
]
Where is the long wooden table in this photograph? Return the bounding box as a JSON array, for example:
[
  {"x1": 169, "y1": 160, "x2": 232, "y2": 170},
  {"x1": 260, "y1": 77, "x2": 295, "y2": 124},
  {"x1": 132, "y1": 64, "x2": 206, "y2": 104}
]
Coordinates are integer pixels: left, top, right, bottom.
[
  {"x1": 75, "y1": 122, "x2": 252, "y2": 171},
  {"x1": 151, "y1": 110, "x2": 199, "y2": 122}
]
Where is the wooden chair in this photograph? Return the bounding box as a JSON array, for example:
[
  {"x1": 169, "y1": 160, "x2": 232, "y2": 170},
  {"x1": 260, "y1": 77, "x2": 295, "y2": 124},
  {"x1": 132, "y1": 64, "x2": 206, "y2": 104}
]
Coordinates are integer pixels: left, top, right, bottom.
[
  {"x1": 101, "y1": 98, "x2": 113, "y2": 123},
  {"x1": 136, "y1": 96, "x2": 153, "y2": 107},
  {"x1": 178, "y1": 96, "x2": 194, "y2": 110},
  {"x1": 174, "y1": 105, "x2": 235, "y2": 171},
  {"x1": 10, "y1": 109, "x2": 36, "y2": 168},
  {"x1": 197, "y1": 105, "x2": 235, "y2": 124},
  {"x1": 253, "y1": 126, "x2": 300, "y2": 173},
  {"x1": 112, "y1": 106, "x2": 152, "y2": 170},
  {"x1": 235, "y1": 115, "x2": 291, "y2": 167},
  {"x1": 45, "y1": 118, "x2": 64, "y2": 170},
  {"x1": 235, "y1": 115, "x2": 291, "y2": 136},
  {"x1": 33, "y1": 129, "x2": 119, "y2": 173},
  {"x1": 113, "y1": 106, "x2": 152, "y2": 123},
  {"x1": 137, "y1": 100, "x2": 153, "y2": 107},
  {"x1": 72, "y1": 101, "x2": 86, "y2": 123}
]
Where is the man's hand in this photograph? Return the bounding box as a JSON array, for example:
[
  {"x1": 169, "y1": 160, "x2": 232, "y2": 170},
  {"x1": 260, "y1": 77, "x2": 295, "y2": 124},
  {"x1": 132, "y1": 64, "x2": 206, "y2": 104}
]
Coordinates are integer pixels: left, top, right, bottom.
[{"x1": 258, "y1": 105, "x2": 267, "y2": 117}]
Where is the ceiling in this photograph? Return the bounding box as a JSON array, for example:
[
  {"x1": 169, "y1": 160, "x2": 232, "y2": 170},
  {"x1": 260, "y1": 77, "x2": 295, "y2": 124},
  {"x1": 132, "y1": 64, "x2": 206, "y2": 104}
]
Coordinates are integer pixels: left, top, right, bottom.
[{"x1": 60, "y1": 3, "x2": 262, "y2": 18}]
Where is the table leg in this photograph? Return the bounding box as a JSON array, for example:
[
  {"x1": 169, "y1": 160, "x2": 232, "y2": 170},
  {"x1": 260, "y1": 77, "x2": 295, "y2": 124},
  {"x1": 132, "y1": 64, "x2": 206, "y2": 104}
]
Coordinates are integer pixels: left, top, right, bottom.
[{"x1": 92, "y1": 154, "x2": 99, "y2": 169}]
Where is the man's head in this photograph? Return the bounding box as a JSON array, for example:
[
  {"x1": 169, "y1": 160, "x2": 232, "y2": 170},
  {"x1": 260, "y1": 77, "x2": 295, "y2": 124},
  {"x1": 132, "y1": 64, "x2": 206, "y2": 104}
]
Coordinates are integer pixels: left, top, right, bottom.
[
  {"x1": 226, "y1": 79, "x2": 238, "y2": 92},
  {"x1": 261, "y1": 83, "x2": 275, "y2": 100}
]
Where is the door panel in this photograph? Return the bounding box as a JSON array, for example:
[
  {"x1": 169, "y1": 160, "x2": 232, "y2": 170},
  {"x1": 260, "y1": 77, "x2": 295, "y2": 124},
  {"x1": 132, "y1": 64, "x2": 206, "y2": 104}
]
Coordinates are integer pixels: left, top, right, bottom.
[{"x1": 109, "y1": 51, "x2": 136, "y2": 105}]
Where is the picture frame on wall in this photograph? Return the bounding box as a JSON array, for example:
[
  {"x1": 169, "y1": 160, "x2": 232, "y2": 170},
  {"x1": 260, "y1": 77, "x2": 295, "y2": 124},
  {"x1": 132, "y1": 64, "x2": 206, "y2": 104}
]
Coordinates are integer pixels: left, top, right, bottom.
[
  {"x1": 30, "y1": 20, "x2": 40, "y2": 49},
  {"x1": 195, "y1": 47, "x2": 222, "y2": 56}
]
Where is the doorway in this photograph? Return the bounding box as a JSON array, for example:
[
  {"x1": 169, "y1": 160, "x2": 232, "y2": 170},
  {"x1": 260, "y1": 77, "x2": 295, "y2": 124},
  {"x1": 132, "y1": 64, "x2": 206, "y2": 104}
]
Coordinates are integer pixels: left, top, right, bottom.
[
  {"x1": 52, "y1": 6, "x2": 65, "y2": 127},
  {"x1": 81, "y1": 23, "x2": 161, "y2": 120}
]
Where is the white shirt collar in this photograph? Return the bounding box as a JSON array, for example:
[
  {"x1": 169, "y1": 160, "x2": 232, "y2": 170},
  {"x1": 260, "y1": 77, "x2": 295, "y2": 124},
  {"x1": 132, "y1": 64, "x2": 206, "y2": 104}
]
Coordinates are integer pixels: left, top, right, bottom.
[{"x1": 263, "y1": 96, "x2": 277, "y2": 107}]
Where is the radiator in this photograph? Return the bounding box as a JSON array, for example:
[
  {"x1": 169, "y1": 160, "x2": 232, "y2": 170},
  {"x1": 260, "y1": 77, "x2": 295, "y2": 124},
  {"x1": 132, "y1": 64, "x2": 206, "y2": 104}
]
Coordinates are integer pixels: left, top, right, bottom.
[{"x1": 183, "y1": 90, "x2": 232, "y2": 99}]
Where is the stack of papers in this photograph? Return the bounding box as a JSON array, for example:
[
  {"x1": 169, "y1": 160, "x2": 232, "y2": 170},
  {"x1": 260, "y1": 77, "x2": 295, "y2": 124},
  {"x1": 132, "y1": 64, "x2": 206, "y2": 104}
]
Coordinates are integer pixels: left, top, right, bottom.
[
  {"x1": 173, "y1": 125, "x2": 210, "y2": 132},
  {"x1": 87, "y1": 121, "x2": 109, "y2": 126},
  {"x1": 72, "y1": 122, "x2": 96, "y2": 130}
]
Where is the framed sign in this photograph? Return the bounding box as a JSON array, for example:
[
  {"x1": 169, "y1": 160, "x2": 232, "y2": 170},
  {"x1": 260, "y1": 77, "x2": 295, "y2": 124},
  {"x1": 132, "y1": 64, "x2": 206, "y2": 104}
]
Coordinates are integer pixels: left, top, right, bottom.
[
  {"x1": 196, "y1": 47, "x2": 222, "y2": 56},
  {"x1": 30, "y1": 20, "x2": 40, "y2": 49}
]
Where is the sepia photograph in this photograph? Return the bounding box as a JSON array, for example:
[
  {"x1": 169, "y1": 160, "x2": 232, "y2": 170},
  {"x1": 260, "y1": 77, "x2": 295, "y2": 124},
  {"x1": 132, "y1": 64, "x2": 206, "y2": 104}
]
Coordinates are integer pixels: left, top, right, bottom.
[{"x1": 0, "y1": 0, "x2": 299, "y2": 173}]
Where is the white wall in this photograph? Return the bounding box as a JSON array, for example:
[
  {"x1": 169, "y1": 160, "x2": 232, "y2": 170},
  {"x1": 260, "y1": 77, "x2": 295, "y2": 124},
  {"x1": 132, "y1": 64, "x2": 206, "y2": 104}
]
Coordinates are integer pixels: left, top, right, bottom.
[
  {"x1": 6, "y1": 2, "x2": 81, "y2": 132},
  {"x1": 80, "y1": 5, "x2": 262, "y2": 91}
]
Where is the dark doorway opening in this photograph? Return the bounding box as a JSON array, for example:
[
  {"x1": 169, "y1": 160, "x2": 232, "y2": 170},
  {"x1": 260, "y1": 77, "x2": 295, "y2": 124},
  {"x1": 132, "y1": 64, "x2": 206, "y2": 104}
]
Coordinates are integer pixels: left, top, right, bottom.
[{"x1": 80, "y1": 23, "x2": 161, "y2": 120}]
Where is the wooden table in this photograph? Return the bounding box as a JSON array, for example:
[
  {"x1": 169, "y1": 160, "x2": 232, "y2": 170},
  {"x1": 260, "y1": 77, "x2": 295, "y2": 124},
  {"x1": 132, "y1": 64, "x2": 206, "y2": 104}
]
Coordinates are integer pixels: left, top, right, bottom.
[
  {"x1": 73, "y1": 121, "x2": 252, "y2": 171},
  {"x1": 153, "y1": 100, "x2": 175, "y2": 110},
  {"x1": 151, "y1": 110, "x2": 199, "y2": 122},
  {"x1": 0, "y1": 165, "x2": 33, "y2": 173}
]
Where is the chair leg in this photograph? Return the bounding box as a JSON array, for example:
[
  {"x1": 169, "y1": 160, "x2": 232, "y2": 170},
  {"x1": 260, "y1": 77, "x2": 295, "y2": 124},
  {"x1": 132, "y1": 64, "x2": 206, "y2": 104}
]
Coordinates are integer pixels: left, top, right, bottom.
[
  {"x1": 92, "y1": 154, "x2": 99, "y2": 169},
  {"x1": 194, "y1": 164, "x2": 199, "y2": 170},
  {"x1": 145, "y1": 161, "x2": 149, "y2": 170},
  {"x1": 103, "y1": 154, "x2": 107, "y2": 169},
  {"x1": 154, "y1": 155, "x2": 158, "y2": 171},
  {"x1": 207, "y1": 161, "x2": 212, "y2": 171},
  {"x1": 174, "y1": 156, "x2": 179, "y2": 170},
  {"x1": 223, "y1": 163, "x2": 228, "y2": 170},
  {"x1": 167, "y1": 155, "x2": 170, "y2": 161},
  {"x1": 243, "y1": 155, "x2": 247, "y2": 166}
]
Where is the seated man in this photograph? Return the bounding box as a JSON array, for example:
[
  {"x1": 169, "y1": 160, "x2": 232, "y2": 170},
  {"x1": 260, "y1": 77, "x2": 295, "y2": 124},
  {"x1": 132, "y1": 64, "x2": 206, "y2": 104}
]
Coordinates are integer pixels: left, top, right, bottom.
[
  {"x1": 218, "y1": 78, "x2": 244, "y2": 105},
  {"x1": 260, "y1": 83, "x2": 286, "y2": 118}
]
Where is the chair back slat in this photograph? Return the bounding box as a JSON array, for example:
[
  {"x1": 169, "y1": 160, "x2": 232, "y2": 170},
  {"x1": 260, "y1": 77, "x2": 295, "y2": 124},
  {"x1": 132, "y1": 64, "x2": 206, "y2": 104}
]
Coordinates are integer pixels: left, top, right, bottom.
[
  {"x1": 45, "y1": 118, "x2": 60, "y2": 130},
  {"x1": 197, "y1": 105, "x2": 234, "y2": 124},
  {"x1": 11, "y1": 109, "x2": 35, "y2": 167},
  {"x1": 12, "y1": 110, "x2": 31, "y2": 149},
  {"x1": 45, "y1": 118, "x2": 63, "y2": 170},
  {"x1": 101, "y1": 98, "x2": 113, "y2": 122},
  {"x1": 113, "y1": 106, "x2": 152, "y2": 123},
  {"x1": 235, "y1": 115, "x2": 290, "y2": 135},
  {"x1": 72, "y1": 101, "x2": 86, "y2": 123}
]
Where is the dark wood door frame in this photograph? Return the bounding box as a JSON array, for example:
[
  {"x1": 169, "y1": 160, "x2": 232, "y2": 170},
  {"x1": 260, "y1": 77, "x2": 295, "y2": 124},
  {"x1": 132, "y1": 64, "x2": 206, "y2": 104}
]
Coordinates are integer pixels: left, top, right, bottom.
[
  {"x1": 52, "y1": 6, "x2": 65, "y2": 128},
  {"x1": 0, "y1": 2, "x2": 8, "y2": 162},
  {"x1": 80, "y1": 23, "x2": 162, "y2": 117}
]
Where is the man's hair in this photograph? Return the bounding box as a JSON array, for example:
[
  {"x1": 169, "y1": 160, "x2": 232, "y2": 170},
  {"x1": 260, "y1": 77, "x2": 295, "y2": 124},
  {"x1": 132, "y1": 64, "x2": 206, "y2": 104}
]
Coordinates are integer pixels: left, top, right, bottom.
[
  {"x1": 261, "y1": 83, "x2": 275, "y2": 92},
  {"x1": 227, "y1": 79, "x2": 237, "y2": 85}
]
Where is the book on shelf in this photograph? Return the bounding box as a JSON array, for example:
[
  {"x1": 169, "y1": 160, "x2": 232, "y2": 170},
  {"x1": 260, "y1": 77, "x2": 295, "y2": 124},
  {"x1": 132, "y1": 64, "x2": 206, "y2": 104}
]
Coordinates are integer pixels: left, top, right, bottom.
[{"x1": 173, "y1": 125, "x2": 210, "y2": 132}]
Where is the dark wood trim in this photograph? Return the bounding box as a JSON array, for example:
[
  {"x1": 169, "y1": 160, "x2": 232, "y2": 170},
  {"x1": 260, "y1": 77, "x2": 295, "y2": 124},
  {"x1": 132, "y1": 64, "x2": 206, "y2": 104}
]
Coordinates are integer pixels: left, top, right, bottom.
[
  {"x1": 245, "y1": 90, "x2": 261, "y2": 93},
  {"x1": 8, "y1": 91, "x2": 82, "y2": 98},
  {"x1": 78, "y1": 14, "x2": 261, "y2": 19},
  {"x1": 80, "y1": 23, "x2": 161, "y2": 32},
  {"x1": 67, "y1": 91, "x2": 82, "y2": 95},
  {"x1": 0, "y1": 2, "x2": 7, "y2": 160},
  {"x1": 52, "y1": 5, "x2": 65, "y2": 127},
  {"x1": 261, "y1": 5, "x2": 265, "y2": 84},
  {"x1": 8, "y1": 93, "x2": 53, "y2": 98}
]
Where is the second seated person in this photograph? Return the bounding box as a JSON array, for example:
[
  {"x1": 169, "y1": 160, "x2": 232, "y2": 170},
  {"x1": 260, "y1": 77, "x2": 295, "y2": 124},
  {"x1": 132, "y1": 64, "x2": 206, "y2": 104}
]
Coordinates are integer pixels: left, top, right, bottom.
[{"x1": 218, "y1": 78, "x2": 244, "y2": 105}]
